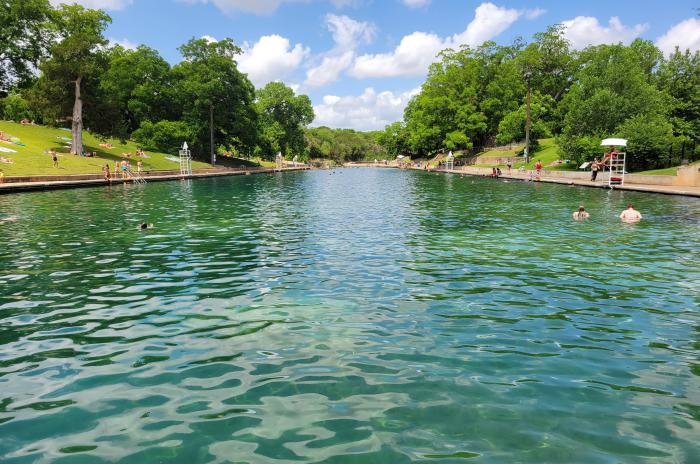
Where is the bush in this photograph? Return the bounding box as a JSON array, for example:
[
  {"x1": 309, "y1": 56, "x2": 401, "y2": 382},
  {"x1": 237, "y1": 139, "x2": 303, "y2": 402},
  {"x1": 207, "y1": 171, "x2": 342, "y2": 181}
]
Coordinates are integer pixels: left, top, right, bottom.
[
  {"x1": 2, "y1": 94, "x2": 34, "y2": 122},
  {"x1": 617, "y1": 114, "x2": 675, "y2": 170},
  {"x1": 557, "y1": 134, "x2": 602, "y2": 166},
  {"x1": 132, "y1": 120, "x2": 194, "y2": 154}
]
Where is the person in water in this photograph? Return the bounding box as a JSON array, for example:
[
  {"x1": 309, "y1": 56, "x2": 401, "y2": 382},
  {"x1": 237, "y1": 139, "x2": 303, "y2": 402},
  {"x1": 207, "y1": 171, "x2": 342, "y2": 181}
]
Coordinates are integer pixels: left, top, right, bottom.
[
  {"x1": 139, "y1": 223, "x2": 154, "y2": 230},
  {"x1": 620, "y1": 204, "x2": 642, "y2": 223},
  {"x1": 573, "y1": 206, "x2": 590, "y2": 220}
]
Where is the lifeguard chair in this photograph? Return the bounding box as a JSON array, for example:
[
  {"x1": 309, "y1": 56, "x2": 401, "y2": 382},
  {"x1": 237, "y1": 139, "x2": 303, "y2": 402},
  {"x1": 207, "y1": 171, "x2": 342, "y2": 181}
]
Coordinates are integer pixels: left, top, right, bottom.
[
  {"x1": 601, "y1": 138, "x2": 627, "y2": 186},
  {"x1": 446, "y1": 151, "x2": 454, "y2": 171},
  {"x1": 179, "y1": 142, "x2": 192, "y2": 177},
  {"x1": 276, "y1": 152, "x2": 283, "y2": 171}
]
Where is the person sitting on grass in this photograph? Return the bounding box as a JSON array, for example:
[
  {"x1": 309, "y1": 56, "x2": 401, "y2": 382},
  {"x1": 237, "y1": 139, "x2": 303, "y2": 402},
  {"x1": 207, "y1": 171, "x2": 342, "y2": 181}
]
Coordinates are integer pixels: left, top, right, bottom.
[
  {"x1": 573, "y1": 206, "x2": 590, "y2": 220},
  {"x1": 0, "y1": 156, "x2": 13, "y2": 164}
]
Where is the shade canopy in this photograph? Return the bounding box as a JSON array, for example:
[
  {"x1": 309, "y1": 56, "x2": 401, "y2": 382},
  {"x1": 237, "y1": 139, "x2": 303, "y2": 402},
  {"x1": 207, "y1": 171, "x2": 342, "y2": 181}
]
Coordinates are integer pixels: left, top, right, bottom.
[{"x1": 601, "y1": 138, "x2": 627, "y2": 147}]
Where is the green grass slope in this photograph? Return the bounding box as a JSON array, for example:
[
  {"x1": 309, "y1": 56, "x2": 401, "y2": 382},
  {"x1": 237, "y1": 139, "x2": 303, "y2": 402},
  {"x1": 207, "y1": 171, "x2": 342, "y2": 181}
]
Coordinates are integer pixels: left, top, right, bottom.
[{"x1": 0, "y1": 121, "x2": 212, "y2": 176}]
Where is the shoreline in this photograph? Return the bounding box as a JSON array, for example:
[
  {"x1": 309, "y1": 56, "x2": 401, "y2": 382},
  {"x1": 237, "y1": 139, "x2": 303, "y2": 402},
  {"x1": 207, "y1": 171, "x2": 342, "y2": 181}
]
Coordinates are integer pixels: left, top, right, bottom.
[
  {"x1": 0, "y1": 166, "x2": 310, "y2": 195},
  {"x1": 424, "y1": 167, "x2": 700, "y2": 198},
  {"x1": 342, "y1": 163, "x2": 700, "y2": 198}
]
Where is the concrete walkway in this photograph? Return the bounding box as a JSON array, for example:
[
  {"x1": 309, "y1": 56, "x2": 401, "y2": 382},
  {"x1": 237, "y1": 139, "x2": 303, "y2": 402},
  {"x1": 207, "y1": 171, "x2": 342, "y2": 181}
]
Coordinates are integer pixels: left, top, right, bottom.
[
  {"x1": 430, "y1": 167, "x2": 700, "y2": 198},
  {"x1": 0, "y1": 166, "x2": 310, "y2": 195}
]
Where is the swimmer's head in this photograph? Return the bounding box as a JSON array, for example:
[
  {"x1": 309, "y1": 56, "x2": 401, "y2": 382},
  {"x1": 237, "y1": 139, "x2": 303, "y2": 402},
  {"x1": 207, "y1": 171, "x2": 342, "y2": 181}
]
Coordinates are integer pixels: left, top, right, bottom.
[
  {"x1": 579, "y1": 206, "x2": 585, "y2": 212},
  {"x1": 140, "y1": 223, "x2": 148, "y2": 230},
  {"x1": 627, "y1": 203, "x2": 633, "y2": 209}
]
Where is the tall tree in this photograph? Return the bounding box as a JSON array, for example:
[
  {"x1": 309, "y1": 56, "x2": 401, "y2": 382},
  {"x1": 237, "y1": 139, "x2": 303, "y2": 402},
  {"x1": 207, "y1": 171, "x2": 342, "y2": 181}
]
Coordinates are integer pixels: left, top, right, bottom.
[
  {"x1": 173, "y1": 38, "x2": 257, "y2": 163},
  {"x1": 33, "y1": 5, "x2": 110, "y2": 155},
  {"x1": 0, "y1": 0, "x2": 53, "y2": 94},
  {"x1": 100, "y1": 45, "x2": 174, "y2": 140},
  {"x1": 255, "y1": 82, "x2": 314, "y2": 159}
]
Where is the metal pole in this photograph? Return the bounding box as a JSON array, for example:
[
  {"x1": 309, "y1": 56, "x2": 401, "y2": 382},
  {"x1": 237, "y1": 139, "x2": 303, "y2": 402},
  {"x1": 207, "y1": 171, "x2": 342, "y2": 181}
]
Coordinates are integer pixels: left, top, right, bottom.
[
  {"x1": 525, "y1": 74, "x2": 532, "y2": 164},
  {"x1": 210, "y1": 104, "x2": 215, "y2": 165}
]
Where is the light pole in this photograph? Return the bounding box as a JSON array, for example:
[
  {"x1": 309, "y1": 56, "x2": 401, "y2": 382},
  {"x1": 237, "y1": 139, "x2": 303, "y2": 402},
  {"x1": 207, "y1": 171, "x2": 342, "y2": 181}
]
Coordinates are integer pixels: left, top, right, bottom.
[{"x1": 524, "y1": 70, "x2": 532, "y2": 164}]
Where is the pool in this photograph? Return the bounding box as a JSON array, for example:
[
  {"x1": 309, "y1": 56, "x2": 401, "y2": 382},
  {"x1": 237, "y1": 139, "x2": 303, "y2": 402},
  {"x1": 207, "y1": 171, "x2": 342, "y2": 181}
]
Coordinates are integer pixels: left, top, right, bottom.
[{"x1": 1, "y1": 168, "x2": 699, "y2": 463}]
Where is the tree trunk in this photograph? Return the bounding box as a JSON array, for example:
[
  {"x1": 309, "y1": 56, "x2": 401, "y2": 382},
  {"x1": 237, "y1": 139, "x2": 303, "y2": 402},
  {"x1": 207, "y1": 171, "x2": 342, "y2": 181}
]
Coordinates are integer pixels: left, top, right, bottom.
[
  {"x1": 209, "y1": 104, "x2": 216, "y2": 165},
  {"x1": 524, "y1": 77, "x2": 532, "y2": 163},
  {"x1": 71, "y1": 76, "x2": 83, "y2": 156}
]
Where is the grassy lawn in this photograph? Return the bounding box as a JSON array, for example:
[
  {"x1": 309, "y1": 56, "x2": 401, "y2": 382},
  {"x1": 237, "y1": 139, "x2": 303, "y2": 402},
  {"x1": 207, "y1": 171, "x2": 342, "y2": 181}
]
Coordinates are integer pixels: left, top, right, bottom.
[
  {"x1": 0, "y1": 121, "x2": 213, "y2": 176},
  {"x1": 636, "y1": 159, "x2": 700, "y2": 175},
  {"x1": 475, "y1": 144, "x2": 523, "y2": 159}
]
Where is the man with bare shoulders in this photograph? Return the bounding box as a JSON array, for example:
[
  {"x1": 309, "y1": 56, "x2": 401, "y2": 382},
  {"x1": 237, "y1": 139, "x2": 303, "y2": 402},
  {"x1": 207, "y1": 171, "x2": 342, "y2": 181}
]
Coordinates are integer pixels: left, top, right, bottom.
[
  {"x1": 620, "y1": 204, "x2": 642, "y2": 223},
  {"x1": 573, "y1": 206, "x2": 589, "y2": 220}
]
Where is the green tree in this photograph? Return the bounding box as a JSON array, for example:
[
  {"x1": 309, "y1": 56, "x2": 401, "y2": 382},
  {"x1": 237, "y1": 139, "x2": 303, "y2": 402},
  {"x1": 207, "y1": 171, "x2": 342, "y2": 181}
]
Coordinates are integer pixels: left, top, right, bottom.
[
  {"x1": 1, "y1": 93, "x2": 35, "y2": 122},
  {"x1": 172, "y1": 38, "x2": 257, "y2": 163},
  {"x1": 100, "y1": 45, "x2": 174, "y2": 140},
  {"x1": 496, "y1": 93, "x2": 554, "y2": 146},
  {"x1": 132, "y1": 120, "x2": 195, "y2": 154},
  {"x1": 0, "y1": 0, "x2": 53, "y2": 94},
  {"x1": 255, "y1": 82, "x2": 314, "y2": 159},
  {"x1": 656, "y1": 49, "x2": 700, "y2": 148},
  {"x1": 32, "y1": 4, "x2": 110, "y2": 155},
  {"x1": 377, "y1": 121, "x2": 408, "y2": 157},
  {"x1": 618, "y1": 114, "x2": 675, "y2": 170}
]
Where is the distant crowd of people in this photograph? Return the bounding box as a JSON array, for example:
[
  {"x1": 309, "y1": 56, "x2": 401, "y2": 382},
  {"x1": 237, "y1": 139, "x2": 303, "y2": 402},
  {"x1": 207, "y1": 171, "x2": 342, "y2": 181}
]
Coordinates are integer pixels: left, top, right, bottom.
[{"x1": 102, "y1": 159, "x2": 143, "y2": 183}]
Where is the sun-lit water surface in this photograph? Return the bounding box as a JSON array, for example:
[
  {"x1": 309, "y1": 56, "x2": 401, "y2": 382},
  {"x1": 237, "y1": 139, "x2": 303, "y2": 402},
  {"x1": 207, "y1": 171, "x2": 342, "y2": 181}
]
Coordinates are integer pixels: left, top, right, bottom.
[{"x1": 0, "y1": 168, "x2": 699, "y2": 463}]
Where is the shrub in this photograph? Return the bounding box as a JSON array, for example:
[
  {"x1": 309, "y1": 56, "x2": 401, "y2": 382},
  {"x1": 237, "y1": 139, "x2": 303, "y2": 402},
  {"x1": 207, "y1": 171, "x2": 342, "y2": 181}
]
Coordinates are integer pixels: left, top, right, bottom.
[
  {"x1": 132, "y1": 120, "x2": 194, "y2": 154},
  {"x1": 2, "y1": 94, "x2": 34, "y2": 122}
]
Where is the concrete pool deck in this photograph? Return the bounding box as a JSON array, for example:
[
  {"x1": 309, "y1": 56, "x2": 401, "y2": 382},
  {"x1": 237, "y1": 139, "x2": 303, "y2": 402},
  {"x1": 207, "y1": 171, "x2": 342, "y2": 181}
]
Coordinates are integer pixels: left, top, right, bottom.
[
  {"x1": 429, "y1": 167, "x2": 700, "y2": 198},
  {"x1": 342, "y1": 163, "x2": 700, "y2": 197},
  {"x1": 0, "y1": 166, "x2": 311, "y2": 194}
]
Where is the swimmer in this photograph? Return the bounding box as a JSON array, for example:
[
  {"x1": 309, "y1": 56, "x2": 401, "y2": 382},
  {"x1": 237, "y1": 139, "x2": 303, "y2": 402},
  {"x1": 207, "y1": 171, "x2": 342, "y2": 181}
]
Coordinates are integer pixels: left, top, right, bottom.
[
  {"x1": 1, "y1": 215, "x2": 18, "y2": 222},
  {"x1": 139, "y1": 223, "x2": 154, "y2": 230},
  {"x1": 573, "y1": 206, "x2": 589, "y2": 220},
  {"x1": 620, "y1": 204, "x2": 642, "y2": 223}
]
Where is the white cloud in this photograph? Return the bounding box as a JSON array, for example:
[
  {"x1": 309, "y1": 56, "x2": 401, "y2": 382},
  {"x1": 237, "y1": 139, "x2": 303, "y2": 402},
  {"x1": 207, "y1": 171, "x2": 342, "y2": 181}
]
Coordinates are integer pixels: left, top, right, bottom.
[
  {"x1": 524, "y1": 8, "x2": 546, "y2": 20},
  {"x1": 350, "y1": 2, "x2": 520, "y2": 79},
  {"x1": 109, "y1": 37, "x2": 138, "y2": 50},
  {"x1": 403, "y1": 0, "x2": 430, "y2": 8},
  {"x1": 561, "y1": 16, "x2": 648, "y2": 50},
  {"x1": 305, "y1": 51, "x2": 354, "y2": 87},
  {"x1": 330, "y1": 0, "x2": 363, "y2": 7},
  {"x1": 201, "y1": 35, "x2": 218, "y2": 43},
  {"x1": 656, "y1": 18, "x2": 700, "y2": 56},
  {"x1": 450, "y1": 2, "x2": 520, "y2": 47},
  {"x1": 304, "y1": 14, "x2": 375, "y2": 88},
  {"x1": 325, "y1": 13, "x2": 375, "y2": 51},
  {"x1": 49, "y1": 0, "x2": 132, "y2": 9},
  {"x1": 238, "y1": 35, "x2": 309, "y2": 86},
  {"x1": 183, "y1": 0, "x2": 359, "y2": 15},
  {"x1": 181, "y1": 0, "x2": 291, "y2": 15},
  {"x1": 312, "y1": 87, "x2": 420, "y2": 131}
]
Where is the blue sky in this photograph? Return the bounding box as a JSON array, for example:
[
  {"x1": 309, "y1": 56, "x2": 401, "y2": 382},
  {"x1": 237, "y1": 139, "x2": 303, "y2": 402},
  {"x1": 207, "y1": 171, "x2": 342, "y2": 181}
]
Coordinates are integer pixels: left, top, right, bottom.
[{"x1": 52, "y1": 1, "x2": 700, "y2": 130}]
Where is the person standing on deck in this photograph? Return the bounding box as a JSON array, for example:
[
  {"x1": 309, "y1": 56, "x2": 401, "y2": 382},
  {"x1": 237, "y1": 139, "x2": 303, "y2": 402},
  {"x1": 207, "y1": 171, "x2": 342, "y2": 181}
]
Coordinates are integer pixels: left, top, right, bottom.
[{"x1": 590, "y1": 157, "x2": 601, "y2": 181}]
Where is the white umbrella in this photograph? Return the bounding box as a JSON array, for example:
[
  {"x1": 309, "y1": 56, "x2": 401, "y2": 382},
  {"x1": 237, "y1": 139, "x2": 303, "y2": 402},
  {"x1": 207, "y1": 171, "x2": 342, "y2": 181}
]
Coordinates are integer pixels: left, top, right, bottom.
[{"x1": 601, "y1": 138, "x2": 627, "y2": 147}]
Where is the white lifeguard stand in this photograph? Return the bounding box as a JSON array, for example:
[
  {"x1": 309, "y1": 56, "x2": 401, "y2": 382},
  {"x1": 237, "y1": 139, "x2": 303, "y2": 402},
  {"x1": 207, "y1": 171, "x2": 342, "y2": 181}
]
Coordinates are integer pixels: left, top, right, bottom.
[
  {"x1": 446, "y1": 151, "x2": 454, "y2": 171},
  {"x1": 276, "y1": 152, "x2": 283, "y2": 171},
  {"x1": 179, "y1": 142, "x2": 192, "y2": 176},
  {"x1": 601, "y1": 138, "x2": 627, "y2": 186}
]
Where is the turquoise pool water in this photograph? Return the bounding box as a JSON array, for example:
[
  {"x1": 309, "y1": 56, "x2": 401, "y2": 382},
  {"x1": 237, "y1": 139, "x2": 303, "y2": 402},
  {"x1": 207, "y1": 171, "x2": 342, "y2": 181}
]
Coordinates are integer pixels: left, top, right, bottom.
[{"x1": 0, "y1": 168, "x2": 699, "y2": 463}]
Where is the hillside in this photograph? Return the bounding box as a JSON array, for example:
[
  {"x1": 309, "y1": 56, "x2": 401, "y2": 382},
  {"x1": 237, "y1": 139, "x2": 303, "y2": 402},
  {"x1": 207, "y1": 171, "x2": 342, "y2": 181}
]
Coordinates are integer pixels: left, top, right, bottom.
[{"x1": 0, "y1": 121, "x2": 213, "y2": 176}]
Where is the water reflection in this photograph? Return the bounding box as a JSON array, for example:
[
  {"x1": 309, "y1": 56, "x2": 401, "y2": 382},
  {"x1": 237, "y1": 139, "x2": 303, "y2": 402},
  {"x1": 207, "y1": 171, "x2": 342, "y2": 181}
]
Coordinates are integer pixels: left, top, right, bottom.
[{"x1": 0, "y1": 169, "x2": 699, "y2": 463}]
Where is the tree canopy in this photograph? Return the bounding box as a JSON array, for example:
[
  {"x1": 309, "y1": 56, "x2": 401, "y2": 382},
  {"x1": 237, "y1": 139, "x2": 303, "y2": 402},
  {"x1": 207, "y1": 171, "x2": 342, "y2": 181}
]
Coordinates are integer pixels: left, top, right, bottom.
[{"x1": 381, "y1": 29, "x2": 699, "y2": 171}]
